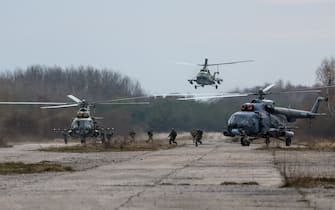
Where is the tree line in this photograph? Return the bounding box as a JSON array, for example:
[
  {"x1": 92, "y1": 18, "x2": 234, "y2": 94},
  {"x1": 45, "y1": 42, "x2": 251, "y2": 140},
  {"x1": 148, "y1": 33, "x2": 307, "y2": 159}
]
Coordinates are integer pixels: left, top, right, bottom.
[
  {"x1": 0, "y1": 58, "x2": 334, "y2": 142},
  {"x1": 0, "y1": 65, "x2": 144, "y2": 140}
]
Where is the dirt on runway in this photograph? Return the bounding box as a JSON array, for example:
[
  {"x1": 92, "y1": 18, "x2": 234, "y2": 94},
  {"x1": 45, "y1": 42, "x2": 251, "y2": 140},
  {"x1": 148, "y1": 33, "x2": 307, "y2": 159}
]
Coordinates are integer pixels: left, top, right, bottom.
[{"x1": 0, "y1": 137, "x2": 334, "y2": 210}]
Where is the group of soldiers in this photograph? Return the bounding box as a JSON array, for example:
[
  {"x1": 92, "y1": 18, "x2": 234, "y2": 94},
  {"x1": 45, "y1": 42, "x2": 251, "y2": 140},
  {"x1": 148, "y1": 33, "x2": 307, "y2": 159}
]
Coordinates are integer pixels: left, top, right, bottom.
[
  {"x1": 128, "y1": 129, "x2": 154, "y2": 143},
  {"x1": 128, "y1": 128, "x2": 204, "y2": 147},
  {"x1": 169, "y1": 128, "x2": 204, "y2": 146}
]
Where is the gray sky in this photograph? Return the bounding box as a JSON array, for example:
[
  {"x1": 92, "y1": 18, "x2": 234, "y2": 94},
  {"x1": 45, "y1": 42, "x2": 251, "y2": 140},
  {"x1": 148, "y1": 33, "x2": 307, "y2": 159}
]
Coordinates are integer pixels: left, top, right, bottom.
[{"x1": 0, "y1": 0, "x2": 334, "y2": 94}]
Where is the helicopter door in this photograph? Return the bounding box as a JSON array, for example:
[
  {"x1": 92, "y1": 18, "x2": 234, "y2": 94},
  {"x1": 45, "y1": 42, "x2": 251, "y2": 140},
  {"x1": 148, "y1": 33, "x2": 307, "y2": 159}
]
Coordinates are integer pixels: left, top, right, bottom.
[{"x1": 257, "y1": 112, "x2": 270, "y2": 134}]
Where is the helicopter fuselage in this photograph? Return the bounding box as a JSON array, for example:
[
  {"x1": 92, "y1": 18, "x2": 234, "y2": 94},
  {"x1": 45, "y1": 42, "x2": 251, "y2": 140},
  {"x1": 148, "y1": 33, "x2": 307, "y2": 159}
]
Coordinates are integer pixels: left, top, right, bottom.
[
  {"x1": 226, "y1": 102, "x2": 286, "y2": 136},
  {"x1": 195, "y1": 71, "x2": 216, "y2": 85},
  {"x1": 224, "y1": 97, "x2": 326, "y2": 146},
  {"x1": 68, "y1": 117, "x2": 98, "y2": 139},
  {"x1": 189, "y1": 69, "x2": 222, "y2": 89},
  {"x1": 54, "y1": 106, "x2": 113, "y2": 144}
]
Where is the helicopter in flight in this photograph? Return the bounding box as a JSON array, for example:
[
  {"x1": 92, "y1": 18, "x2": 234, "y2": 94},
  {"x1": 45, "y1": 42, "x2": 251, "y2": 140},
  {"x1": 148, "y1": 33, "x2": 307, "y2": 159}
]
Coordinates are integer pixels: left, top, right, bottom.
[
  {"x1": 181, "y1": 58, "x2": 253, "y2": 89},
  {"x1": 0, "y1": 95, "x2": 149, "y2": 144},
  {"x1": 178, "y1": 84, "x2": 327, "y2": 146}
]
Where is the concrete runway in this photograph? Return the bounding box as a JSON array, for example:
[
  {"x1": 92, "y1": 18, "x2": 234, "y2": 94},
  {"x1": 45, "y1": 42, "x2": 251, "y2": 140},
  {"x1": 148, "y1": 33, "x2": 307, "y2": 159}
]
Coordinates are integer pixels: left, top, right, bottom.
[{"x1": 0, "y1": 138, "x2": 328, "y2": 210}]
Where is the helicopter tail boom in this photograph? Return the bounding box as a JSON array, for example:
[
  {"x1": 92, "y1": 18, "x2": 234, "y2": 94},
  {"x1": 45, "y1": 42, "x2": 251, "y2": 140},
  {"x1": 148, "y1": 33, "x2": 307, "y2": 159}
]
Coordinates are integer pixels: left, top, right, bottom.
[
  {"x1": 311, "y1": 96, "x2": 328, "y2": 113},
  {"x1": 273, "y1": 96, "x2": 327, "y2": 121}
]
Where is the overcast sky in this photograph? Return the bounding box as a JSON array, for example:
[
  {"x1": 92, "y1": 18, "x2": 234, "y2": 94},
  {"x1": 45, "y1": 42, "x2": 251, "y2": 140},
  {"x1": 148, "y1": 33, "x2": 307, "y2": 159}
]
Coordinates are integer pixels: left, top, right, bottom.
[{"x1": 0, "y1": 0, "x2": 334, "y2": 94}]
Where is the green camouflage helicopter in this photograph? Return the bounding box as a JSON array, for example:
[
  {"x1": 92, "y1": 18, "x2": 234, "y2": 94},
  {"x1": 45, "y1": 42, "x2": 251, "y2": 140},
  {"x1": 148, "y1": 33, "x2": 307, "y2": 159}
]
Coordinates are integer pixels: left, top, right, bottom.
[
  {"x1": 0, "y1": 95, "x2": 148, "y2": 144},
  {"x1": 182, "y1": 58, "x2": 253, "y2": 89}
]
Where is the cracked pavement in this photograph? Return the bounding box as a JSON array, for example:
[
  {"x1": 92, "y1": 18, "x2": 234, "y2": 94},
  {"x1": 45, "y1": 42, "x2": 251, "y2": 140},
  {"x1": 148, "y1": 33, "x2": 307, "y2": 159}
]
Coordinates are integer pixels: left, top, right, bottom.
[{"x1": 0, "y1": 138, "x2": 329, "y2": 210}]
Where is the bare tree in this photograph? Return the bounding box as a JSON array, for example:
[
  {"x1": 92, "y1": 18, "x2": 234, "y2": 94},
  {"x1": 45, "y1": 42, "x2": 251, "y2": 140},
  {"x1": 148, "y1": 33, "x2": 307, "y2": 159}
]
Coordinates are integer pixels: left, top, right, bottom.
[
  {"x1": 316, "y1": 57, "x2": 335, "y2": 117},
  {"x1": 316, "y1": 57, "x2": 335, "y2": 86}
]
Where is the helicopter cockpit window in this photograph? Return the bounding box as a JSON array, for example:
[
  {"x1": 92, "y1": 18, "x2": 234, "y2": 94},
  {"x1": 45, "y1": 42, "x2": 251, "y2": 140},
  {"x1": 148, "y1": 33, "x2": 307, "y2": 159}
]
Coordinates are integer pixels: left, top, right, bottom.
[
  {"x1": 72, "y1": 120, "x2": 93, "y2": 129},
  {"x1": 228, "y1": 114, "x2": 258, "y2": 128},
  {"x1": 77, "y1": 111, "x2": 89, "y2": 118}
]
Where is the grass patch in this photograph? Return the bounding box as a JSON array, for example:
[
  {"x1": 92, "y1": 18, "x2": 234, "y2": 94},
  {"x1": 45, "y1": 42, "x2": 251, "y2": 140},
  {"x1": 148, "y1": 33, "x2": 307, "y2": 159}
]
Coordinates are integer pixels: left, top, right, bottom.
[
  {"x1": 39, "y1": 142, "x2": 177, "y2": 153},
  {"x1": 256, "y1": 143, "x2": 335, "y2": 152},
  {"x1": 0, "y1": 161, "x2": 74, "y2": 175},
  {"x1": 281, "y1": 177, "x2": 335, "y2": 188},
  {"x1": 0, "y1": 144, "x2": 12, "y2": 148},
  {"x1": 220, "y1": 181, "x2": 259, "y2": 186}
]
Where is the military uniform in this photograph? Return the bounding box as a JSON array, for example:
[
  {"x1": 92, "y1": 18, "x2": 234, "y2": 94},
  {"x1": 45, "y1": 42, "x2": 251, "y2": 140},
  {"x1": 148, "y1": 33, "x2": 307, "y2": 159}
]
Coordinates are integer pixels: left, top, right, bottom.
[
  {"x1": 168, "y1": 129, "x2": 177, "y2": 145},
  {"x1": 190, "y1": 129, "x2": 197, "y2": 143},
  {"x1": 146, "y1": 130, "x2": 154, "y2": 143},
  {"x1": 195, "y1": 129, "x2": 203, "y2": 147}
]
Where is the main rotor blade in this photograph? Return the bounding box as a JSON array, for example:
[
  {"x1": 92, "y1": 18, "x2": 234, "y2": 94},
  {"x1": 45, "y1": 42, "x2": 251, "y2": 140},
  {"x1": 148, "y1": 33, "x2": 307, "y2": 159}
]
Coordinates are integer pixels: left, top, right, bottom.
[
  {"x1": 263, "y1": 84, "x2": 275, "y2": 93},
  {"x1": 40, "y1": 104, "x2": 79, "y2": 109},
  {"x1": 94, "y1": 96, "x2": 151, "y2": 103},
  {"x1": 67, "y1": 95, "x2": 82, "y2": 103},
  {"x1": 274, "y1": 90, "x2": 321, "y2": 94},
  {"x1": 177, "y1": 93, "x2": 249, "y2": 101},
  {"x1": 96, "y1": 102, "x2": 150, "y2": 105},
  {"x1": 0, "y1": 102, "x2": 67, "y2": 105},
  {"x1": 200, "y1": 60, "x2": 254, "y2": 67}
]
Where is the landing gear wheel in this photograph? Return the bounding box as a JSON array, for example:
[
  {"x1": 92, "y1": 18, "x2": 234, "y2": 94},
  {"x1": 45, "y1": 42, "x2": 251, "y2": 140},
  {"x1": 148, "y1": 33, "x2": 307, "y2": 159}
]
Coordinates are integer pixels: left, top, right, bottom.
[
  {"x1": 240, "y1": 137, "x2": 250, "y2": 146},
  {"x1": 80, "y1": 138, "x2": 86, "y2": 144},
  {"x1": 265, "y1": 137, "x2": 270, "y2": 146},
  {"x1": 285, "y1": 137, "x2": 292, "y2": 146},
  {"x1": 195, "y1": 85, "x2": 197, "y2": 89},
  {"x1": 63, "y1": 133, "x2": 68, "y2": 144},
  {"x1": 215, "y1": 85, "x2": 218, "y2": 89}
]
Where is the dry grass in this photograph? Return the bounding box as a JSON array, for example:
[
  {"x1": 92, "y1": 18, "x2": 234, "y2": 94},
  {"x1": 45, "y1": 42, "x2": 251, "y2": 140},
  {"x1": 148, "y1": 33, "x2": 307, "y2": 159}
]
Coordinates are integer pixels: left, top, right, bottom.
[
  {"x1": 39, "y1": 141, "x2": 177, "y2": 153},
  {"x1": 0, "y1": 161, "x2": 74, "y2": 175},
  {"x1": 307, "y1": 141, "x2": 335, "y2": 151},
  {"x1": 256, "y1": 140, "x2": 335, "y2": 152},
  {"x1": 282, "y1": 177, "x2": 335, "y2": 188},
  {"x1": 274, "y1": 149, "x2": 335, "y2": 188},
  {"x1": 220, "y1": 181, "x2": 259, "y2": 186}
]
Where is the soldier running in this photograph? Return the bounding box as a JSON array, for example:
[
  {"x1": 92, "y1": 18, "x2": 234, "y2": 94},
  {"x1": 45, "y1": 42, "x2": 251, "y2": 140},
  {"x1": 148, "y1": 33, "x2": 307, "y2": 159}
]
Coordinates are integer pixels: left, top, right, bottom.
[
  {"x1": 146, "y1": 129, "x2": 154, "y2": 143},
  {"x1": 168, "y1": 128, "x2": 178, "y2": 145},
  {"x1": 190, "y1": 128, "x2": 197, "y2": 143},
  {"x1": 195, "y1": 129, "x2": 203, "y2": 147}
]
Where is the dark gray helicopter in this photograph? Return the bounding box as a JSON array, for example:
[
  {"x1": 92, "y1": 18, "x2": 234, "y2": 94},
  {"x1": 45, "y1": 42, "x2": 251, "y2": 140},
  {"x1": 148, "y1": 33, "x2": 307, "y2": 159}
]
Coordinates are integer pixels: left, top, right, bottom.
[
  {"x1": 181, "y1": 58, "x2": 253, "y2": 89},
  {"x1": 0, "y1": 95, "x2": 149, "y2": 144},
  {"x1": 178, "y1": 84, "x2": 327, "y2": 146},
  {"x1": 224, "y1": 85, "x2": 327, "y2": 146}
]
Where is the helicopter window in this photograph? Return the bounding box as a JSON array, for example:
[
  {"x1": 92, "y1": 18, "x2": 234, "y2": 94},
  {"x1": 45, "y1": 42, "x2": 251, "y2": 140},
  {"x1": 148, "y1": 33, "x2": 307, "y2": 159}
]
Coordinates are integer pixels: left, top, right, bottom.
[
  {"x1": 72, "y1": 120, "x2": 93, "y2": 129},
  {"x1": 77, "y1": 111, "x2": 89, "y2": 118},
  {"x1": 229, "y1": 114, "x2": 258, "y2": 127}
]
